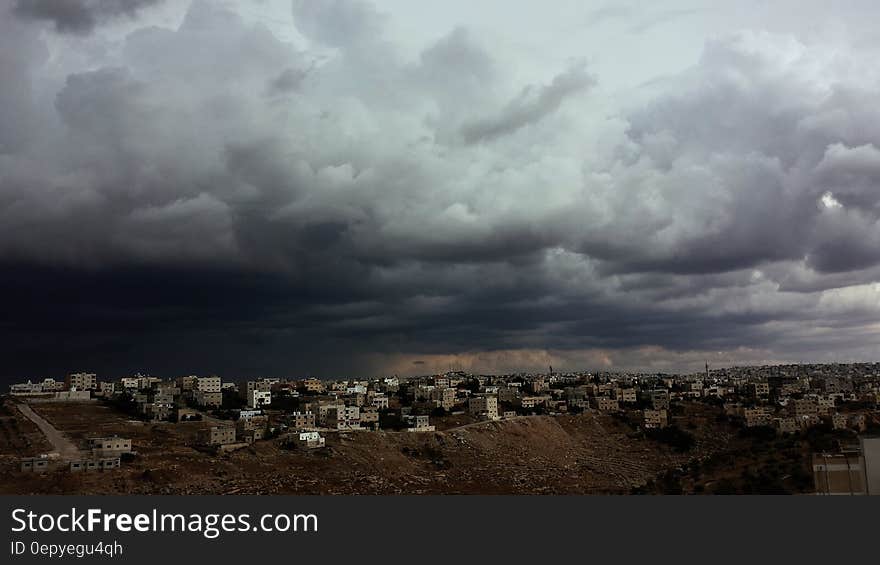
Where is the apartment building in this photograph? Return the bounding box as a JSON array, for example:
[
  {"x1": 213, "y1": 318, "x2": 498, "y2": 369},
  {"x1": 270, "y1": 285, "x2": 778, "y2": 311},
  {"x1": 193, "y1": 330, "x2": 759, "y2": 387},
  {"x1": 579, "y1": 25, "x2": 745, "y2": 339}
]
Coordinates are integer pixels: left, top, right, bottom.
[
  {"x1": 312, "y1": 401, "x2": 345, "y2": 426},
  {"x1": 359, "y1": 406, "x2": 380, "y2": 425},
  {"x1": 529, "y1": 378, "x2": 548, "y2": 394},
  {"x1": 404, "y1": 415, "x2": 435, "y2": 432},
  {"x1": 816, "y1": 396, "x2": 836, "y2": 415},
  {"x1": 412, "y1": 385, "x2": 434, "y2": 402},
  {"x1": 518, "y1": 396, "x2": 540, "y2": 409},
  {"x1": 301, "y1": 378, "x2": 325, "y2": 393},
  {"x1": 743, "y1": 407, "x2": 773, "y2": 427},
  {"x1": 177, "y1": 375, "x2": 198, "y2": 392},
  {"x1": 344, "y1": 392, "x2": 365, "y2": 407},
  {"x1": 792, "y1": 399, "x2": 819, "y2": 418},
  {"x1": 66, "y1": 372, "x2": 97, "y2": 391},
  {"x1": 244, "y1": 389, "x2": 272, "y2": 409},
  {"x1": 797, "y1": 414, "x2": 822, "y2": 430},
  {"x1": 138, "y1": 376, "x2": 162, "y2": 390},
  {"x1": 236, "y1": 415, "x2": 268, "y2": 442},
  {"x1": 430, "y1": 387, "x2": 456, "y2": 410},
  {"x1": 498, "y1": 386, "x2": 520, "y2": 403},
  {"x1": 326, "y1": 405, "x2": 361, "y2": 430},
  {"x1": 468, "y1": 395, "x2": 499, "y2": 420},
  {"x1": 616, "y1": 388, "x2": 637, "y2": 403},
  {"x1": 198, "y1": 426, "x2": 236, "y2": 446},
  {"x1": 119, "y1": 377, "x2": 138, "y2": 390},
  {"x1": 290, "y1": 411, "x2": 316, "y2": 430},
  {"x1": 40, "y1": 379, "x2": 63, "y2": 392},
  {"x1": 240, "y1": 380, "x2": 273, "y2": 409},
  {"x1": 648, "y1": 389, "x2": 670, "y2": 410},
  {"x1": 193, "y1": 390, "x2": 222, "y2": 408},
  {"x1": 643, "y1": 409, "x2": 668, "y2": 429},
  {"x1": 520, "y1": 396, "x2": 552, "y2": 410},
  {"x1": 775, "y1": 417, "x2": 798, "y2": 434},
  {"x1": 592, "y1": 396, "x2": 619, "y2": 412},
  {"x1": 195, "y1": 376, "x2": 222, "y2": 393}
]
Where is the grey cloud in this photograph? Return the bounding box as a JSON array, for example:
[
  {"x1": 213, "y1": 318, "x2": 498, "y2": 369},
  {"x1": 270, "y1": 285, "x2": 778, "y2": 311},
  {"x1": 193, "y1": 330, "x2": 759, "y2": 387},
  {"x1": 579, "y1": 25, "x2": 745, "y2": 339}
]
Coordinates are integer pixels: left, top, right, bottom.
[
  {"x1": 814, "y1": 143, "x2": 880, "y2": 210},
  {"x1": 2, "y1": 2, "x2": 880, "y2": 377},
  {"x1": 460, "y1": 63, "x2": 596, "y2": 144},
  {"x1": 12, "y1": 0, "x2": 162, "y2": 34},
  {"x1": 419, "y1": 27, "x2": 493, "y2": 83},
  {"x1": 584, "y1": 31, "x2": 880, "y2": 278},
  {"x1": 415, "y1": 27, "x2": 494, "y2": 106},
  {"x1": 55, "y1": 67, "x2": 148, "y2": 138},
  {"x1": 267, "y1": 65, "x2": 312, "y2": 95},
  {"x1": 291, "y1": 0, "x2": 386, "y2": 48},
  {"x1": 806, "y1": 208, "x2": 880, "y2": 273},
  {"x1": 0, "y1": 3, "x2": 48, "y2": 155}
]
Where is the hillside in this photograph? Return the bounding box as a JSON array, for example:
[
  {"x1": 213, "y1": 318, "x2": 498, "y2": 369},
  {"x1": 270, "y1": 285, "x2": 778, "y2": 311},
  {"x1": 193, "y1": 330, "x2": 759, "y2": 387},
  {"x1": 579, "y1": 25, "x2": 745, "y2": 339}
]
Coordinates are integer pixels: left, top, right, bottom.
[{"x1": 1, "y1": 402, "x2": 732, "y2": 494}]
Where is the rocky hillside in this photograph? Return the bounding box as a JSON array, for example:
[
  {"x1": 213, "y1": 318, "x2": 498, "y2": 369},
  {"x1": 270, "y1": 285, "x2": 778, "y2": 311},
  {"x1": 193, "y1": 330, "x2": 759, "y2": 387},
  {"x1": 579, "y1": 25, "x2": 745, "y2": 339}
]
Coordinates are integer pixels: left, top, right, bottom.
[{"x1": 2, "y1": 404, "x2": 733, "y2": 495}]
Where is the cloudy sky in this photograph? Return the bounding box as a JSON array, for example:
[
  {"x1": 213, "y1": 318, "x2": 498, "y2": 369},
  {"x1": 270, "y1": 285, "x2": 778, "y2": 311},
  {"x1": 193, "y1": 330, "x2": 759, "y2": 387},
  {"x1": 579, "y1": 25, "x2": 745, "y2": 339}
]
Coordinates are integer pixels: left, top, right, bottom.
[{"x1": 2, "y1": 0, "x2": 880, "y2": 380}]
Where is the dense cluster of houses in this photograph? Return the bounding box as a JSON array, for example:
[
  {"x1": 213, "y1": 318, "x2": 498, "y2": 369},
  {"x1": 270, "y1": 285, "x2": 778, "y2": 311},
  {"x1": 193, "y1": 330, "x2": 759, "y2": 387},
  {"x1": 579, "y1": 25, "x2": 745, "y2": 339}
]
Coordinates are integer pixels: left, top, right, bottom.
[
  {"x1": 11, "y1": 364, "x2": 880, "y2": 436},
  {"x1": 714, "y1": 366, "x2": 879, "y2": 434},
  {"x1": 9, "y1": 363, "x2": 880, "y2": 480}
]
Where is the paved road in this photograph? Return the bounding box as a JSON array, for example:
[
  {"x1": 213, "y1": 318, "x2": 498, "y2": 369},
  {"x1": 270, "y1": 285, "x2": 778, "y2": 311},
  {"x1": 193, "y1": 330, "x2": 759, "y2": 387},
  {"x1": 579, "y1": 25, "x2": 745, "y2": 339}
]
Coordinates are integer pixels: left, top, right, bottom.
[{"x1": 16, "y1": 402, "x2": 82, "y2": 460}]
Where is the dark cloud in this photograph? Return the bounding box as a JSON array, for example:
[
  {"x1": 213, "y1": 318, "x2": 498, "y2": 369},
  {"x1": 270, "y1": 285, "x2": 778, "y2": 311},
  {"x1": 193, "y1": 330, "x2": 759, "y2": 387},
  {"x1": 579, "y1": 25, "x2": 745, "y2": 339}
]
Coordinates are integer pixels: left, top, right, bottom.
[
  {"x1": 266, "y1": 65, "x2": 313, "y2": 96},
  {"x1": 13, "y1": 0, "x2": 163, "y2": 34},
  {"x1": 1, "y1": 2, "x2": 879, "y2": 379},
  {"x1": 460, "y1": 64, "x2": 596, "y2": 144}
]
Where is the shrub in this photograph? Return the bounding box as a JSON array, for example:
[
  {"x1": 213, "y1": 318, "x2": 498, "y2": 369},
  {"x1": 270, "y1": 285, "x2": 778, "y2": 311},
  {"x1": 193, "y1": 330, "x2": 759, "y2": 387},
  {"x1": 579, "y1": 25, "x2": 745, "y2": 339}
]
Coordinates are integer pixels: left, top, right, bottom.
[{"x1": 646, "y1": 425, "x2": 695, "y2": 452}]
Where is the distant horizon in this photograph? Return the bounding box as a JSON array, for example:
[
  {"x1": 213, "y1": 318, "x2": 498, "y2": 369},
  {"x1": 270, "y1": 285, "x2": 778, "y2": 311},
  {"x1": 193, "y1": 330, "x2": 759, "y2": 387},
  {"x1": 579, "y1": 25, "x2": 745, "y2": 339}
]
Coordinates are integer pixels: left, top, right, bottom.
[{"x1": 5, "y1": 358, "x2": 880, "y2": 385}]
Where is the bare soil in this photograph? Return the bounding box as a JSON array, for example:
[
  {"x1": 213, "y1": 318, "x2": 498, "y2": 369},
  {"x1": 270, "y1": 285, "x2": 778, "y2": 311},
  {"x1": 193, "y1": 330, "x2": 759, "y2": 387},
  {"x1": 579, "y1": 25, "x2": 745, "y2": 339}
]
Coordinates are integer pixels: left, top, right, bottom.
[{"x1": 0, "y1": 400, "x2": 735, "y2": 495}]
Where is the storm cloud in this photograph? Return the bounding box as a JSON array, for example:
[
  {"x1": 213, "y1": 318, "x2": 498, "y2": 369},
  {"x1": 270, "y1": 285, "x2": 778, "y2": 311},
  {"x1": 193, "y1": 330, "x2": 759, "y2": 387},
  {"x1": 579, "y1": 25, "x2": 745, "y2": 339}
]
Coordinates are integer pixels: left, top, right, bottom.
[
  {"x1": 460, "y1": 63, "x2": 596, "y2": 143},
  {"x1": 1, "y1": 0, "x2": 879, "y2": 379},
  {"x1": 13, "y1": 0, "x2": 164, "y2": 34}
]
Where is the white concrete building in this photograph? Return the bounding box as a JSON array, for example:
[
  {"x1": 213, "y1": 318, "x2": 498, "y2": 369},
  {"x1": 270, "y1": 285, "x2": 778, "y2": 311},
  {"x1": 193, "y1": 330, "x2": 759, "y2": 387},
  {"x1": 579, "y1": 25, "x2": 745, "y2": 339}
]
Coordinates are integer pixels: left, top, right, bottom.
[
  {"x1": 66, "y1": 372, "x2": 97, "y2": 391},
  {"x1": 468, "y1": 395, "x2": 499, "y2": 420},
  {"x1": 245, "y1": 389, "x2": 272, "y2": 409},
  {"x1": 195, "y1": 376, "x2": 221, "y2": 393}
]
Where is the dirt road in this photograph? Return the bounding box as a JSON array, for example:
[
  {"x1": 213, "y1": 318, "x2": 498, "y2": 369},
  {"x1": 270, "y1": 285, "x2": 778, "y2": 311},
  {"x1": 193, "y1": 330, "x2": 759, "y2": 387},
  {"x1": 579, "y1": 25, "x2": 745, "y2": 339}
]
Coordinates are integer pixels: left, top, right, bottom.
[{"x1": 16, "y1": 402, "x2": 82, "y2": 460}]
